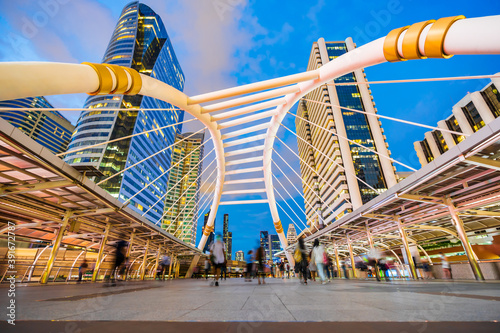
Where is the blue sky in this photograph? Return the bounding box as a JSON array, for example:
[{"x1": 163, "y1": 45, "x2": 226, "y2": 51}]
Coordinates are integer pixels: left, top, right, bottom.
[{"x1": 1, "y1": 0, "x2": 499, "y2": 257}]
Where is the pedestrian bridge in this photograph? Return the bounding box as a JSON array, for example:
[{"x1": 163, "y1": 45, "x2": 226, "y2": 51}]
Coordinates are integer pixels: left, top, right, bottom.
[
  {"x1": 1, "y1": 278, "x2": 499, "y2": 332},
  {"x1": 0, "y1": 15, "x2": 500, "y2": 285}
]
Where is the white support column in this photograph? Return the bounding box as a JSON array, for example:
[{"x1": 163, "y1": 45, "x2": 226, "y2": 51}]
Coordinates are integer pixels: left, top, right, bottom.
[
  {"x1": 437, "y1": 120, "x2": 457, "y2": 149},
  {"x1": 317, "y1": 38, "x2": 363, "y2": 209},
  {"x1": 452, "y1": 105, "x2": 474, "y2": 135},
  {"x1": 345, "y1": 37, "x2": 397, "y2": 188},
  {"x1": 346, "y1": 236, "x2": 358, "y2": 279},
  {"x1": 396, "y1": 217, "x2": 418, "y2": 279},
  {"x1": 424, "y1": 132, "x2": 442, "y2": 158},
  {"x1": 470, "y1": 91, "x2": 496, "y2": 123}
]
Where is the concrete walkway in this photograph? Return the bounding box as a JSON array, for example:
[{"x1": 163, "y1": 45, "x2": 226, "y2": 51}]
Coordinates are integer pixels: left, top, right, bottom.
[{"x1": 2, "y1": 278, "x2": 500, "y2": 332}]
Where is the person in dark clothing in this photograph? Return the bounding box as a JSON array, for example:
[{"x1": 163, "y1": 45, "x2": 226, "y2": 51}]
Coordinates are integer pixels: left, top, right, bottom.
[
  {"x1": 255, "y1": 246, "x2": 266, "y2": 285},
  {"x1": 78, "y1": 259, "x2": 88, "y2": 283},
  {"x1": 110, "y1": 240, "x2": 128, "y2": 286},
  {"x1": 295, "y1": 238, "x2": 309, "y2": 285}
]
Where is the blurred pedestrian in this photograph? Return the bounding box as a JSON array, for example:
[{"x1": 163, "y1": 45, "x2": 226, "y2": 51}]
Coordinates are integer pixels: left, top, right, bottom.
[
  {"x1": 245, "y1": 250, "x2": 254, "y2": 281},
  {"x1": 421, "y1": 258, "x2": 433, "y2": 279},
  {"x1": 440, "y1": 252, "x2": 452, "y2": 279},
  {"x1": 255, "y1": 245, "x2": 266, "y2": 285},
  {"x1": 294, "y1": 238, "x2": 308, "y2": 285},
  {"x1": 210, "y1": 234, "x2": 226, "y2": 286},
  {"x1": 285, "y1": 262, "x2": 291, "y2": 279},
  {"x1": 78, "y1": 259, "x2": 88, "y2": 283},
  {"x1": 160, "y1": 254, "x2": 171, "y2": 280},
  {"x1": 312, "y1": 239, "x2": 328, "y2": 284},
  {"x1": 204, "y1": 258, "x2": 211, "y2": 280},
  {"x1": 279, "y1": 260, "x2": 285, "y2": 279},
  {"x1": 109, "y1": 240, "x2": 127, "y2": 286},
  {"x1": 309, "y1": 248, "x2": 317, "y2": 282}
]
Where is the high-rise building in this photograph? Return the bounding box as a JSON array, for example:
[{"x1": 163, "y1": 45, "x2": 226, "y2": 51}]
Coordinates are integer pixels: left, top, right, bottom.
[
  {"x1": 202, "y1": 210, "x2": 215, "y2": 253},
  {"x1": 260, "y1": 231, "x2": 270, "y2": 260},
  {"x1": 162, "y1": 132, "x2": 204, "y2": 245},
  {"x1": 0, "y1": 98, "x2": 74, "y2": 154},
  {"x1": 235, "y1": 251, "x2": 244, "y2": 262},
  {"x1": 286, "y1": 224, "x2": 297, "y2": 245},
  {"x1": 64, "y1": 2, "x2": 185, "y2": 223},
  {"x1": 222, "y1": 214, "x2": 232, "y2": 260},
  {"x1": 296, "y1": 38, "x2": 397, "y2": 229},
  {"x1": 269, "y1": 234, "x2": 281, "y2": 262},
  {"x1": 414, "y1": 77, "x2": 500, "y2": 166}
]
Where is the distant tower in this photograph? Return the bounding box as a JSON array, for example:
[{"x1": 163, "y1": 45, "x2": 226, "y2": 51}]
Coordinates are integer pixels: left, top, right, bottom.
[
  {"x1": 260, "y1": 231, "x2": 270, "y2": 260},
  {"x1": 286, "y1": 224, "x2": 297, "y2": 245},
  {"x1": 235, "y1": 251, "x2": 244, "y2": 262},
  {"x1": 162, "y1": 132, "x2": 204, "y2": 246},
  {"x1": 222, "y1": 214, "x2": 232, "y2": 260}
]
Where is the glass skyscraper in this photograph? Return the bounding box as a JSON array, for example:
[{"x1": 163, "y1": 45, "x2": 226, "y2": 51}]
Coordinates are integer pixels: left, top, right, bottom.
[
  {"x1": 0, "y1": 97, "x2": 74, "y2": 154},
  {"x1": 64, "y1": 2, "x2": 185, "y2": 223},
  {"x1": 162, "y1": 132, "x2": 204, "y2": 245},
  {"x1": 296, "y1": 38, "x2": 397, "y2": 229},
  {"x1": 222, "y1": 214, "x2": 232, "y2": 260}
]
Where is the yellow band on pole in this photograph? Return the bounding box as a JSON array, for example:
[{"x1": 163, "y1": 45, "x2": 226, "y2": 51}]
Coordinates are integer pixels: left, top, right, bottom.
[
  {"x1": 383, "y1": 26, "x2": 409, "y2": 62},
  {"x1": 402, "y1": 20, "x2": 435, "y2": 60},
  {"x1": 104, "y1": 64, "x2": 129, "y2": 94},
  {"x1": 424, "y1": 15, "x2": 465, "y2": 58},
  {"x1": 82, "y1": 62, "x2": 113, "y2": 95}
]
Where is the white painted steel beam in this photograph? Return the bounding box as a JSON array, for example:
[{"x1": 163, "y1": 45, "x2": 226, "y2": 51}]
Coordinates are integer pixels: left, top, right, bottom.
[
  {"x1": 225, "y1": 167, "x2": 263, "y2": 175},
  {"x1": 223, "y1": 135, "x2": 266, "y2": 148},
  {"x1": 224, "y1": 178, "x2": 265, "y2": 185},
  {"x1": 201, "y1": 85, "x2": 299, "y2": 114},
  {"x1": 219, "y1": 199, "x2": 269, "y2": 205},
  {"x1": 221, "y1": 123, "x2": 269, "y2": 140},
  {"x1": 222, "y1": 189, "x2": 266, "y2": 195},
  {"x1": 225, "y1": 145, "x2": 265, "y2": 157},
  {"x1": 218, "y1": 109, "x2": 279, "y2": 130},
  {"x1": 211, "y1": 98, "x2": 285, "y2": 122},
  {"x1": 188, "y1": 71, "x2": 319, "y2": 105},
  {"x1": 226, "y1": 156, "x2": 264, "y2": 166}
]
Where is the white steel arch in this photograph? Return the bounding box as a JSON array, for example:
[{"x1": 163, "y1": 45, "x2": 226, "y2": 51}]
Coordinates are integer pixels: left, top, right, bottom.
[{"x1": 0, "y1": 15, "x2": 499, "y2": 267}]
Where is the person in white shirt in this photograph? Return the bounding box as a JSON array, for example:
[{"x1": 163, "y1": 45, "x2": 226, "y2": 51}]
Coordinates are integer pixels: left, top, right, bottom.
[
  {"x1": 312, "y1": 239, "x2": 328, "y2": 284},
  {"x1": 210, "y1": 234, "x2": 226, "y2": 286}
]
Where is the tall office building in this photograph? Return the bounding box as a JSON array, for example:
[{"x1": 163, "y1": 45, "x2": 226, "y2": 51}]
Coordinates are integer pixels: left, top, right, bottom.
[
  {"x1": 269, "y1": 234, "x2": 281, "y2": 262},
  {"x1": 202, "y1": 210, "x2": 215, "y2": 253},
  {"x1": 0, "y1": 97, "x2": 74, "y2": 154},
  {"x1": 235, "y1": 251, "x2": 244, "y2": 262},
  {"x1": 296, "y1": 38, "x2": 396, "y2": 229},
  {"x1": 286, "y1": 224, "x2": 297, "y2": 245},
  {"x1": 64, "y1": 2, "x2": 185, "y2": 223},
  {"x1": 260, "y1": 231, "x2": 270, "y2": 260},
  {"x1": 222, "y1": 213, "x2": 232, "y2": 260},
  {"x1": 162, "y1": 132, "x2": 204, "y2": 245},
  {"x1": 414, "y1": 77, "x2": 500, "y2": 166}
]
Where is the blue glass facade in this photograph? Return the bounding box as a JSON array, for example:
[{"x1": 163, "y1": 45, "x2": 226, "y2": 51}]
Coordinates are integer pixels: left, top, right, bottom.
[
  {"x1": 0, "y1": 97, "x2": 74, "y2": 154},
  {"x1": 65, "y1": 1, "x2": 185, "y2": 223},
  {"x1": 326, "y1": 42, "x2": 387, "y2": 203}
]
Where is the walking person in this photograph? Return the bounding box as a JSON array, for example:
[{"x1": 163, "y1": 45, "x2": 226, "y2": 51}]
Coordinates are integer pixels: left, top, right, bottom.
[
  {"x1": 109, "y1": 239, "x2": 127, "y2": 286},
  {"x1": 255, "y1": 245, "x2": 266, "y2": 284},
  {"x1": 245, "y1": 250, "x2": 253, "y2": 281},
  {"x1": 78, "y1": 259, "x2": 88, "y2": 283},
  {"x1": 440, "y1": 252, "x2": 452, "y2": 279},
  {"x1": 160, "y1": 254, "x2": 171, "y2": 280},
  {"x1": 279, "y1": 260, "x2": 285, "y2": 279},
  {"x1": 210, "y1": 234, "x2": 226, "y2": 286},
  {"x1": 294, "y1": 238, "x2": 308, "y2": 285},
  {"x1": 309, "y1": 248, "x2": 317, "y2": 282},
  {"x1": 204, "y1": 258, "x2": 211, "y2": 280},
  {"x1": 312, "y1": 239, "x2": 328, "y2": 284}
]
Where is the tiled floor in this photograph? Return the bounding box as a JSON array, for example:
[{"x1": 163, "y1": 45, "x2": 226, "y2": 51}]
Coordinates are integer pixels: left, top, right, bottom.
[{"x1": 2, "y1": 278, "x2": 500, "y2": 322}]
